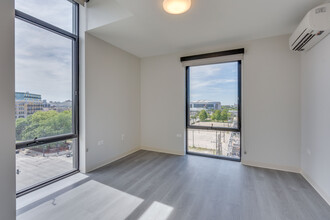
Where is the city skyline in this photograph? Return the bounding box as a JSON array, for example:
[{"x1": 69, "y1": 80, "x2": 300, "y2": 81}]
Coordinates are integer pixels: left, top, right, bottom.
[{"x1": 15, "y1": 91, "x2": 72, "y2": 103}]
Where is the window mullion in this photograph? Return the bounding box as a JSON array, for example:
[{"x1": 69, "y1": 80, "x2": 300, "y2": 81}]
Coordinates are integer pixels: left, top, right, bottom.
[{"x1": 15, "y1": 10, "x2": 78, "y2": 40}]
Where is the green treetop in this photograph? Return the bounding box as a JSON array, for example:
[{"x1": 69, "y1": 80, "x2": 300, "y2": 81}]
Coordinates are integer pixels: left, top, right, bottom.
[
  {"x1": 211, "y1": 110, "x2": 222, "y2": 121},
  {"x1": 221, "y1": 109, "x2": 229, "y2": 121},
  {"x1": 199, "y1": 110, "x2": 208, "y2": 122},
  {"x1": 16, "y1": 110, "x2": 72, "y2": 141}
]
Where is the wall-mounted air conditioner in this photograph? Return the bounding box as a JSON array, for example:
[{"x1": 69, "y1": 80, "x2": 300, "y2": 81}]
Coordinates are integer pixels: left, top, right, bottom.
[{"x1": 290, "y1": 3, "x2": 330, "y2": 51}]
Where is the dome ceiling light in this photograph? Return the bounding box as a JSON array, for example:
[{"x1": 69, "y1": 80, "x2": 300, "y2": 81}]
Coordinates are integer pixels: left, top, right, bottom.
[{"x1": 163, "y1": 0, "x2": 192, "y2": 15}]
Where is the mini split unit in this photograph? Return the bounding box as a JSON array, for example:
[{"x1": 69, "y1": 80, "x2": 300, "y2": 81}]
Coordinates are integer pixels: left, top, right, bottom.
[{"x1": 290, "y1": 3, "x2": 330, "y2": 51}]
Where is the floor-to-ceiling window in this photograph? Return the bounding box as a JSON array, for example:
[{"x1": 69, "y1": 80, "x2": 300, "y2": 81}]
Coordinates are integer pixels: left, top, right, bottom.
[
  {"x1": 15, "y1": 0, "x2": 79, "y2": 195},
  {"x1": 183, "y1": 49, "x2": 243, "y2": 161}
]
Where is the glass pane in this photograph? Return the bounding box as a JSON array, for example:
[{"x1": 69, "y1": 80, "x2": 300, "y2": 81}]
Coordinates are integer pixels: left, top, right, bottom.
[
  {"x1": 15, "y1": 0, "x2": 74, "y2": 33},
  {"x1": 16, "y1": 138, "x2": 78, "y2": 192},
  {"x1": 189, "y1": 62, "x2": 239, "y2": 129},
  {"x1": 187, "y1": 129, "x2": 240, "y2": 159},
  {"x1": 15, "y1": 19, "x2": 73, "y2": 142}
]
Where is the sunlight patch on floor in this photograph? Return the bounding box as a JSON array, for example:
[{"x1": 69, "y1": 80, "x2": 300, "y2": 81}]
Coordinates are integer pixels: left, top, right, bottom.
[
  {"x1": 139, "y1": 201, "x2": 174, "y2": 220},
  {"x1": 17, "y1": 173, "x2": 88, "y2": 210},
  {"x1": 17, "y1": 179, "x2": 144, "y2": 220}
]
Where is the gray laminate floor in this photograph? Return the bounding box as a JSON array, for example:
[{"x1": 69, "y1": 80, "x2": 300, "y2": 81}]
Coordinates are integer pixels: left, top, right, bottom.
[{"x1": 17, "y1": 150, "x2": 330, "y2": 220}]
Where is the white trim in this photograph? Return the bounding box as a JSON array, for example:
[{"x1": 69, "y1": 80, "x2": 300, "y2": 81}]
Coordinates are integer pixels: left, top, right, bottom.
[
  {"x1": 85, "y1": 147, "x2": 141, "y2": 173},
  {"x1": 241, "y1": 160, "x2": 301, "y2": 173},
  {"x1": 240, "y1": 59, "x2": 245, "y2": 160},
  {"x1": 140, "y1": 146, "x2": 185, "y2": 156},
  {"x1": 301, "y1": 171, "x2": 330, "y2": 206}
]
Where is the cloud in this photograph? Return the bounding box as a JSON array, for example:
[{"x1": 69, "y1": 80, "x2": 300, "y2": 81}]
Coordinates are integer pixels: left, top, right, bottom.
[
  {"x1": 16, "y1": 0, "x2": 73, "y2": 32},
  {"x1": 190, "y1": 65, "x2": 223, "y2": 77},
  {"x1": 191, "y1": 79, "x2": 236, "y2": 89},
  {"x1": 189, "y1": 62, "x2": 238, "y2": 104},
  {"x1": 15, "y1": 0, "x2": 75, "y2": 102}
]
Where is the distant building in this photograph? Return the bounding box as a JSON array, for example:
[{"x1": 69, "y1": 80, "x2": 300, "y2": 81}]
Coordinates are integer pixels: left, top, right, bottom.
[
  {"x1": 15, "y1": 92, "x2": 43, "y2": 119},
  {"x1": 43, "y1": 100, "x2": 51, "y2": 108},
  {"x1": 190, "y1": 100, "x2": 221, "y2": 113},
  {"x1": 48, "y1": 100, "x2": 72, "y2": 112}
]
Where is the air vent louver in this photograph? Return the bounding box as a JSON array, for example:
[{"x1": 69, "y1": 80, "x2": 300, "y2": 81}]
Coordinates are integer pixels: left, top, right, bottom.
[{"x1": 290, "y1": 3, "x2": 330, "y2": 51}]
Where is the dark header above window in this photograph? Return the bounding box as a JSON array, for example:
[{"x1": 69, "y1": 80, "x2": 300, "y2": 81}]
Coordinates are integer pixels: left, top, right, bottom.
[{"x1": 180, "y1": 48, "x2": 245, "y2": 62}]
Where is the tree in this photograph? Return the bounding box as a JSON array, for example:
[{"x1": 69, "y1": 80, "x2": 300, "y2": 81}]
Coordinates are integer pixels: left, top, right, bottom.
[
  {"x1": 190, "y1": 114, "x2": 197, "y2": 124},
  {"x1": 227, "y1": 112, "x2": 232, "y2": 121},
  {"x1": 16, "y1": 118, "x2": 28, "y2": 141},
  {"x1": 211, "y1": 113, "x2": 215, "y2": 121},
  {"x1": 211, "y1": 110, "x2": 222, "y2": 121},
  {"x1": 221, "y1": 109, "x2": 229, "y2": 121},
  {"x1": 199, "y1": 110, "x2": 208, "y2": 122},
  {"x1": 16, "y1": 110, "x2": 72, "y2": 141}
]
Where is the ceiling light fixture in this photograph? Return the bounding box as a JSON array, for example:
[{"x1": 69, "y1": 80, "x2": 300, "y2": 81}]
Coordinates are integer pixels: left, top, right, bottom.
[{"x1": 163, "y1": 0, "x2": 191, "y2": 15}]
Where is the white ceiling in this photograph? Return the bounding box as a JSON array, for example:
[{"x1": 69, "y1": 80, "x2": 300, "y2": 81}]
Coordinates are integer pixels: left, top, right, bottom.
[{"x1": 86, "y1": 0, "x2": 326, "y2": 58}]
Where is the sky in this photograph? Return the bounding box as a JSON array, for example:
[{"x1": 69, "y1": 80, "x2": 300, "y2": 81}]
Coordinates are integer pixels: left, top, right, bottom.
[
  {"x1": 190, "y1": 62, "x2": 238, "y2": 105},
  {"x1": 15, "y1": 0, "x2": 74, "y2": 102},
  {"x1": 15, "y1": 0, "x2": 238, "y2": 104}
]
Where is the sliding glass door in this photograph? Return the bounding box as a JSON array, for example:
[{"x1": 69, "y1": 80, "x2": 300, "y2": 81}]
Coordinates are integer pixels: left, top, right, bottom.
[
  {"x1": 186, "y1": 61, "x2": 241, "y2": 161},
  {"x1": 15, "y1": 0, "x2": 79, "y2": 194}
]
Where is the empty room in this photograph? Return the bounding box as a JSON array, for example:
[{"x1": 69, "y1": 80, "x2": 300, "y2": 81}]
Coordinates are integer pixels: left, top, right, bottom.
[{"x1": 0, "y1": 0, "x2": 330, "y2": 219}]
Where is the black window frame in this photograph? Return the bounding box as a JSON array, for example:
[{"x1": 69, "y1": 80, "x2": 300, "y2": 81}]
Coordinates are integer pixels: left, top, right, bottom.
[
  {"x1": 15, "y1": 1, "x2": 79, "y2": 196},
  {"x1": 183, "y1": 49, "x2": 243, "y2": 162}
]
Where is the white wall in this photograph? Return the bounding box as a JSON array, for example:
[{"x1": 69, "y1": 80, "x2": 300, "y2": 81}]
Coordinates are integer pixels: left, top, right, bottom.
[
  {"x1": 140, "y1": 54, "x2": 186, "y2": 155},
  {"x1": 242, "y1": 35, "x2": 301, "y2": 172},
  {"x1": 141, "y1": 35, "x2": 301, "y2": 171},
  {"x1": 0, "y1": 0, "x2": 16, "y2": 219},
  {"x1": 301, "y1": 34, "x2": 330, "y2": 204},
  {"x1": 86, "y1": 0, "x2": 132, "y2": 31},
  {"x1": 84, "y1": 33, "x2": 141, "y2": 172}
]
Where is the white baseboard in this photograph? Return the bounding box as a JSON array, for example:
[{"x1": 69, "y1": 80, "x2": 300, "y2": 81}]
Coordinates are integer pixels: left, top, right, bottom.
[
  {"x1": 140, "y1": 146, "x2": 185, "y2": 156},
  {"x1": 242, "y1": 160, "x2": 330, "y2": 206},
  {"x1": 86, "y1": 147, "x2": 141, "y2": 173},
  {"x1": 85, "y1": 146, "x2": 184, "y2": 173},
  {"x1": 301, "y1": 171, "x2": 330, "y2": 206},
  {"x1": 241, "y1": 160, "x2": 301, "y2": 173}
]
